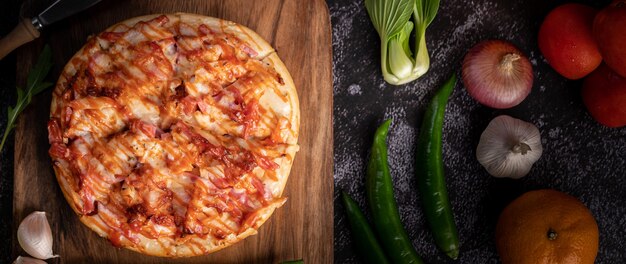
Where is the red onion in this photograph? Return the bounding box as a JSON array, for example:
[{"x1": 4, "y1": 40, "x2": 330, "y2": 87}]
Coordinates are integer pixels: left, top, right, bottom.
[{"x1": 462, "y1": 40, "x2": 534, "y2": 109}]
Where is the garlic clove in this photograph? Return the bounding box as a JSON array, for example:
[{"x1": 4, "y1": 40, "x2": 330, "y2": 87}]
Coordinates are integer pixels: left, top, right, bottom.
[
  {"x1": 17, "y1": 211, "x2": 59, "y2": 260},
  {"x1": 476, "y1": 115, "x2": 543, "y2": 179},
  {"x1": 13, "y1": 256, "x2": 48, "y2": 264}
]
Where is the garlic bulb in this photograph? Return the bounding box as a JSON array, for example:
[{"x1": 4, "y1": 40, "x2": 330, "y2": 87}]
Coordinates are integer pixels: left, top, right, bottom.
[
  {"x1": 476, "y1": 115, "x2": 543, "y2": 178},
  {"x1": 13, "y1": 256, "x2": 47, "y2": 264},
  {"x1": 17, "y1": 211, "x2": 59, "y2": 260}
]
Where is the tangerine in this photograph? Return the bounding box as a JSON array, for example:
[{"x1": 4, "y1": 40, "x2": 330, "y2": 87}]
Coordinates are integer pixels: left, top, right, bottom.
[{"x1": 495, "y1": 189, "x2": 599, "y2": 264}]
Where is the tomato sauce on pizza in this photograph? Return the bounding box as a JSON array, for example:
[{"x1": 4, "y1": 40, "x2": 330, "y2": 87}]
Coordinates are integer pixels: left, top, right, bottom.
[{"x1": 48, "y1": 13, "x2": 299, "y2": 257}]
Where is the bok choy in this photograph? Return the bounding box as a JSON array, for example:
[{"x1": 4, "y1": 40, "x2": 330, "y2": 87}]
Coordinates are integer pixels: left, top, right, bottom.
[{"x1": 365, "y1": 0, "x2": 440, "y2": 85}]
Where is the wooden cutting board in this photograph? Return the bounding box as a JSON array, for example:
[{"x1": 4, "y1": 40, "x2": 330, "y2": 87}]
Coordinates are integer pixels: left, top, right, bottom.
[{"x1": 11, "y1": 0, "x2": 333, "y2": 263}]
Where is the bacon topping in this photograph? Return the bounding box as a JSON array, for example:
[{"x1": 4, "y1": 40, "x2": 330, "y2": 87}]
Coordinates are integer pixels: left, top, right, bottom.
[
  {"x1": 242, "y1": 99, "x2": 259, "y2": 138},
  {"x1": 47, "y1": 119, "x2": 63, "y2": 144},
  {"x1": 49, "y1": 143, "x2": 70, "y2": 160},
  {"x1": 198, "y1": 24, "x2": 212, "y2": 36},
  {"x1": 101, "y1": 32, "x2": 124, "y2": 42},
  {"x1": 47, "y1": 14, "x2": 294, "y2": 251},
  {"x1": 241, "y1": 45, "x2": 258, "y2": 57},
  {"x1": 130, "y1": 119, "x2": 158, "y2": 138}
]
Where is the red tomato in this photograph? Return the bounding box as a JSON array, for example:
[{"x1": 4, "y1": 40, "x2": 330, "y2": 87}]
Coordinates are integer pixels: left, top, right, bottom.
[
  {"x1": 582, "y1": 64, "x2": 626, "y2": 128},
  {"x1": 538, "y1": 4, "x2": 601, "y2": 80},
  {"x1": 593, "y1": 0, "x2": 626, "y2": 78}
]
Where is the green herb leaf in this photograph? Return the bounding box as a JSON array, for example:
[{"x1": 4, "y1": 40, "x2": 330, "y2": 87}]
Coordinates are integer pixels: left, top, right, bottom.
[
  {"x1": 27, "y1": 45, "x2": 53, "y2": 92},
  {"x1": 414, "y1": 0, "x2": 440, "y2": 27},
  {"x1": 0, "y1": 45, "x2": 53, "y2": 151},
  {"x1": 399, "y1": 21, "x2": 414, "y2": 58},
  {"x1": 33, "y1": 82, "x2": 53, "y2": 95},
  {"x1": 365, "y1": 0, "x2": 414, "y2": 41}
]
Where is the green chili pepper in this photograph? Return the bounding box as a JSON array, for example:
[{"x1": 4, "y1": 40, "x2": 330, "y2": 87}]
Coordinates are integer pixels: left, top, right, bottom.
[
  {"x1": 341, "y1": 191, "x2": 390, "y2": 264},
  {"x1": 366, "y1": 119, "x2": 424, "y2": 264},
  {"x1": 415, "y1": 74, "x2": 460, "y2": 259}
]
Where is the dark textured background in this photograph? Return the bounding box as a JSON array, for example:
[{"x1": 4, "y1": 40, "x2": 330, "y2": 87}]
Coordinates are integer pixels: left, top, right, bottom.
[
  {"x1": 330, "y1": 0, "x2": 625, "y2": 263},
  {"x1": 1, "y1": 0, "x2": 625, "y2": 263}
]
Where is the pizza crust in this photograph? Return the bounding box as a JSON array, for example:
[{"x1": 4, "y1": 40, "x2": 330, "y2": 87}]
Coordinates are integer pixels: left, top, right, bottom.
[{"x1": 50, "y1": 13, "x2": 298, "y2": 257}]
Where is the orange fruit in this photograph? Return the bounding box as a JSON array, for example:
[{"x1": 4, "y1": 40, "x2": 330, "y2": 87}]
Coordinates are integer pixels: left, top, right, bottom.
[{"x1": 495, "y1": 189, "x2": 599, "y2": 264}]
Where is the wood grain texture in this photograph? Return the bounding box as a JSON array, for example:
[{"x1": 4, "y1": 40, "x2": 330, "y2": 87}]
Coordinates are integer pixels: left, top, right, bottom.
[
  {"x1": 0, "y1": 18, "x2": 40, "y2": 60},
  {"x1": 12, "y1": 0, "x2": 333, "y2": 263}
]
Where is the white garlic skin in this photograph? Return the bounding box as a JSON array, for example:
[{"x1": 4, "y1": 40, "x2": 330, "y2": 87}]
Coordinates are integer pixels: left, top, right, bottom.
[
  {"x1": 13, "y1": 256, "x2": 47, "y2": 264},
  {"x1": 476, "y1": 115, "x2": 543, "y2": 179},
  {"x1": 17, "y1": 211, "x2": 59, "y2": 260}
]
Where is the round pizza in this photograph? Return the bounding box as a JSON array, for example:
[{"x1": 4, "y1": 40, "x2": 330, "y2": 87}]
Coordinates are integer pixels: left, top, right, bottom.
[{"x1": 47, "y1": 13, "x2": 299, "y2": 257}]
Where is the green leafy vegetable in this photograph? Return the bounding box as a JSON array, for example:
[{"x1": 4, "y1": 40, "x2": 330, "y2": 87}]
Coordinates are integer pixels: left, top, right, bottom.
[
  {"x1": 365, "y1": 0, "x2": 440, "y2": 85},
  {"x1": 0, "y1": 45, "x2": 53, "y2": 150}
]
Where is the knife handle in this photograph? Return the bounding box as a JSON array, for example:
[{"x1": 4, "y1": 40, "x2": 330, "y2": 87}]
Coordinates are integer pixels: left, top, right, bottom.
[{"x1": 0, "y1": 18, "x2": 40, "y2": 60}]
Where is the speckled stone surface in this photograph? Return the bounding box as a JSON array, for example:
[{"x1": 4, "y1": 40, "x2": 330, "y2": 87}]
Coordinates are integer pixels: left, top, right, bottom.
[
  {"x1": 2, "y1": 0, "x2": 625, "y2": 263},
  {"x1": 331, "y1": 0, "x2": 624, "y2": 263}
]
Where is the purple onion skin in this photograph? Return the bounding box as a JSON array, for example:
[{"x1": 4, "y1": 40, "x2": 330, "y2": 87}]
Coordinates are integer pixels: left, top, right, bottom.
[{"x1": 462, "y1": 40, "x2": 534, "y2": 109}]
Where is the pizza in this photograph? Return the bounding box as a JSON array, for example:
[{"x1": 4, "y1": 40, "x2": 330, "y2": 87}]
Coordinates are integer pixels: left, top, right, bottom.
[{"x1": 47, "y1": 13, "x2": 299, "y2": 257}]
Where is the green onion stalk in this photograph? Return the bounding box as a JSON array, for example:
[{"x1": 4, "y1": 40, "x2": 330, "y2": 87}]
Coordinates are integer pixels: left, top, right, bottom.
[{"x1": 365, "y1": 0, "x2": 440, "y2": 85}]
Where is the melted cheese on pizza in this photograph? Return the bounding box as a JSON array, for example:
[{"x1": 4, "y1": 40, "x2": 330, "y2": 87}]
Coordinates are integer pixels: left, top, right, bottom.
[{"x1": 48, "y1": 14, "x2": 298, "y2": 256}]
